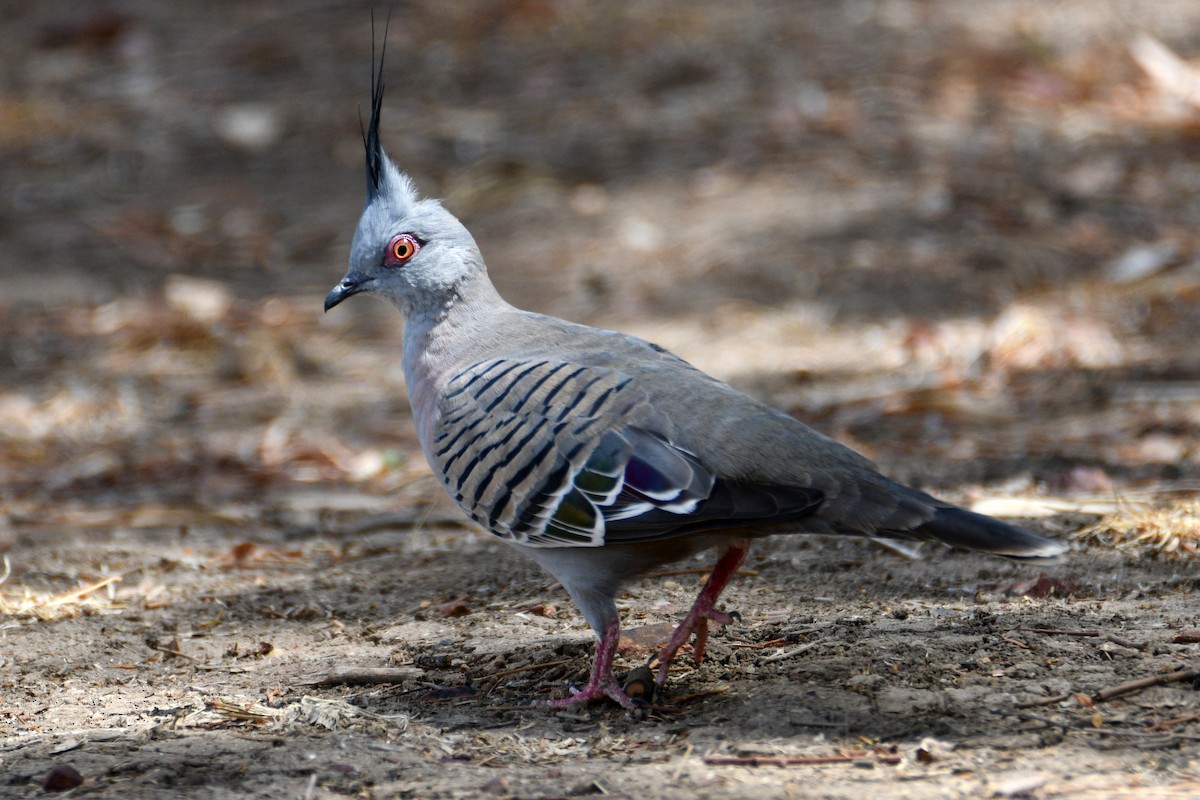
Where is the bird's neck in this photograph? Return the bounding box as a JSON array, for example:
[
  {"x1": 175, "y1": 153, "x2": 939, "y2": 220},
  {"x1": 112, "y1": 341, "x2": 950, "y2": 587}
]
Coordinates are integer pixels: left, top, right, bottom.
[
  {"x1": 400, "y1": 271, "x2": 509, "y2": 346},
  {"x1": 400, "y1": 274, "x2": 512, "y2": 454}
]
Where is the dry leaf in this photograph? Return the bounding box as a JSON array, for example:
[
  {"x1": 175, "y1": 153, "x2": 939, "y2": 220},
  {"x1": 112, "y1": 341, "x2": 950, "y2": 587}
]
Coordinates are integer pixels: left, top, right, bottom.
[
  {"x1": 430, "y1": 599, "x2": 473, "y2": 618},
  {"x1": 618, "y1": 623, "x2": 677, "y2": 657}
]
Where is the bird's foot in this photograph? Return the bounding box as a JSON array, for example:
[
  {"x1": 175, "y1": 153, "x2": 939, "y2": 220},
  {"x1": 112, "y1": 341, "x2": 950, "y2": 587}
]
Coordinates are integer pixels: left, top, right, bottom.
[
  {"x1": 653, "y1": 543, "x2": 749, "y2": 688},
  {"x1": 653, "y1": 603, "x2": 739, "y2": 687},
  {"x1": 537, "y1": 671, "x2": 637, "y2": 710},
  {"x1": 533, "y1": 617, "x2": 637, "y2": 710}
]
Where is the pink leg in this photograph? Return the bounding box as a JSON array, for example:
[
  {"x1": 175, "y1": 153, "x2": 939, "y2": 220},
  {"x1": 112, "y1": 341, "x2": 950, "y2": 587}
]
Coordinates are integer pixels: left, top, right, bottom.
[
  {"x1": 655, "y1": 543, "x2": 748, "y2": 687},
  {"x1": 536, "y1": 618, "x2": 636, "y2": 709}
]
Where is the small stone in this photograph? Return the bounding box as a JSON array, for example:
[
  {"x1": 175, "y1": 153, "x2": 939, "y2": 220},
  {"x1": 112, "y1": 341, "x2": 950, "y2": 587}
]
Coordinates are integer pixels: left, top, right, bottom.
[
  {"x1": 43, "y1": 764, "x2": 84, "y2": 792},
  {"x1": 991, "y1": 771, "x2": 1049, "y2": 797}
]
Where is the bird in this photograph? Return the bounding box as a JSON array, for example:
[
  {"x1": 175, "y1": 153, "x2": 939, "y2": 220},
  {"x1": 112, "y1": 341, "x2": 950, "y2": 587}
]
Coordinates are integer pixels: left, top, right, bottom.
[{"x1": 324, "y1": 34, "x2": 1067, "y2": 710}]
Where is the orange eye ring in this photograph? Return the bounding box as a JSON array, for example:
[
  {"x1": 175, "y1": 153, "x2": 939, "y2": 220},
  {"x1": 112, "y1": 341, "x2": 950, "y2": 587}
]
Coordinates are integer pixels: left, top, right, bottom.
[{"x1": 385, "y1": 233, "x2": 420, "y2": 266}]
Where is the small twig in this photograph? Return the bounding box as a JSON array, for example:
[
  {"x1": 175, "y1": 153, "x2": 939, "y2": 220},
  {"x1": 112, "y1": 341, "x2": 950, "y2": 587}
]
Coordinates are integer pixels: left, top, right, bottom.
[
  {"x1": 303, "y1": 666, "x2": 424, "y2": 686},
  {"x1": 1148, "y1": 711, "x2": 1200, "y2": 732},
  {"x1": 1079, "y1": 728, "x2": 1200, "y2": 742},
  {"x1": 1094, "y1": 668, "x2": 1198, "y2": 702},
  {"x1": 1104, "y1": 634, "x2": 1151, "y2": 651},
  {"x1": 1019, "y1": 627, "x2": 1149, "y2": 651},
  {"x1": 1016, "y1": 668, "x2": 1198, "y2": 710},
  {"x1": 671, "y1": 743, "x2": 694, "y2": 782},
  {"x1": 759, "y1": 638, "x2": 828, "y2": 663},
  {"x1": 871, "y1": 538, "x2": 925, "y2": 560},
  {"x1": 703, "y1": 750, "x2": 901, "y2": 767},
  {"x1": 152, "y1": 644, "x2": 195, "y2": 660},
  {"x1": 1001, "y1": 636, "x2": 1035, "y2": 650},
  {"x1": 1011, "y1": 711, "x2": 1071, "y2": 731},
  {"x1": 728, "y1": 638, "x2": 789, "y2": 650},
  {"x1": 47, "y1": 575, "x2": 122, "y2": 606},
  {"x1": 204, "y1": 699, "x2": 274, "y2": 722},
  {"x1": 486, "y1": 658, "x2": 573, "y2": 683},
  {"x1": 1015, "y1": 693, "x2": 1072, "y2": 709}
]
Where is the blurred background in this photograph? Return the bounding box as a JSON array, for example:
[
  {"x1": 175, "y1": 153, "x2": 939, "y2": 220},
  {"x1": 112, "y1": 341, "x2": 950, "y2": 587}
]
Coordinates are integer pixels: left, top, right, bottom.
[{"x1": 2, "y1": 0, "x2": 1200, "y2": 550}]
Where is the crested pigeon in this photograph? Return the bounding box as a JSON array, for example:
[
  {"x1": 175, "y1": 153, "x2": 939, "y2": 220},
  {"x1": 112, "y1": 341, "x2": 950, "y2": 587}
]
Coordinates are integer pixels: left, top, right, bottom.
[{"x1": 324, "y1": 38, "x2": 1067, "y2": 709}]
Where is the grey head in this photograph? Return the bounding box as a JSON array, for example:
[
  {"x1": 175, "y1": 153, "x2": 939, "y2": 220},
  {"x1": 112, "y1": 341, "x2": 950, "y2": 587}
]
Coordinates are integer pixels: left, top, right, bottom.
[{"x1": 324, "y1": 27, "x2": 487, "y2": 320}]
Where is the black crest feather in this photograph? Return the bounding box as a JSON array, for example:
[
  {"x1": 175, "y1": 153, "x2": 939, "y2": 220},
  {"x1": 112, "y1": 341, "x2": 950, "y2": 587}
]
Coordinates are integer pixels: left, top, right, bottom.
[{"x1": 363, "y1": 9, "x2": 391, "y2": 199}]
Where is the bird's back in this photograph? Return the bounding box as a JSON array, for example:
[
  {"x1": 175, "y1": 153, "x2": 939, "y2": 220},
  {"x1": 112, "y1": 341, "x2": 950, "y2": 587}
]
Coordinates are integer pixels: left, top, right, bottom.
[{"x1": 404, "y1": 305, "x2": 1061, "y2": 559}]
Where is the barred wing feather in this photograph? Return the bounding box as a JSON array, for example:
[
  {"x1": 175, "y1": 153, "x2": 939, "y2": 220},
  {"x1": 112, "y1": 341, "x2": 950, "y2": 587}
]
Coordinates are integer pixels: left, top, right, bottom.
[{"x1": 434, "y1": 359, "x2": 824, "y2": 548}]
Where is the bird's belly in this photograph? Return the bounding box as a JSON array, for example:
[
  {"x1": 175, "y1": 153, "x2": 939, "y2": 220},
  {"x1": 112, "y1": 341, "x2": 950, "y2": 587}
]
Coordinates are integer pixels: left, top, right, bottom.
[{"x1": 515, "y1": 532, "x2": 732, "y2": 592}]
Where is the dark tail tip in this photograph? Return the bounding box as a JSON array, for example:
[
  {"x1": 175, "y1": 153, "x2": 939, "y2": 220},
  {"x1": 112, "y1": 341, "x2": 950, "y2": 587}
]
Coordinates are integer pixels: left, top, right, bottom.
[{"x1": 920, "y1": 506, "x2": 1067, "y2": 559}]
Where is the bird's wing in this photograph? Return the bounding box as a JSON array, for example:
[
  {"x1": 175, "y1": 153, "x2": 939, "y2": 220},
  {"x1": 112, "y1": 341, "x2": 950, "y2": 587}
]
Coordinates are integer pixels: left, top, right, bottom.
[{"x1": 433, "y1": 358, "x2": 823, "y2": 547}]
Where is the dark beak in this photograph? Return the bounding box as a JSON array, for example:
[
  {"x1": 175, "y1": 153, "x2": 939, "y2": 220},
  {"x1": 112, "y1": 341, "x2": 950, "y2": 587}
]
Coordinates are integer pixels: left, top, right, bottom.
[{"x1": 324, "y1": 273, "x2": 369, "y2": 312}]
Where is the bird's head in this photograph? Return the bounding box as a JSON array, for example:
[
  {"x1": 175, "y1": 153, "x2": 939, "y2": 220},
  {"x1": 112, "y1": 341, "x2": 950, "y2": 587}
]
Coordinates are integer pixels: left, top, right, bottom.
[{"x1": 325, "y1": 26, "x2": 485, "y2": 319}]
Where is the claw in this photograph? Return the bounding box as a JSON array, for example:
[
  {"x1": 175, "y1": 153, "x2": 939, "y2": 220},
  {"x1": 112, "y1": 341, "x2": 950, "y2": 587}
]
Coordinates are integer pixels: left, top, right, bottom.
[
  {"x1": 537, "y1": 675, "x2": 635, "y2": 710},
  {"x1": 532, "y1": 618, "x2": 636, "y2": 710},
  {"x1": 653, "y1": 544, "x2": 750, "y2": 688},
  {"x1": 692, "y1": 617, "x2": 712, "y2": 666}
]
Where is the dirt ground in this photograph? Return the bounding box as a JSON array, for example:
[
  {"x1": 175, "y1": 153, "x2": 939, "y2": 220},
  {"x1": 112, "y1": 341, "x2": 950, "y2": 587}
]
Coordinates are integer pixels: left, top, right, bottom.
[{"x1": 2, "y1": 2, "x2": 1200, "y2": 798}]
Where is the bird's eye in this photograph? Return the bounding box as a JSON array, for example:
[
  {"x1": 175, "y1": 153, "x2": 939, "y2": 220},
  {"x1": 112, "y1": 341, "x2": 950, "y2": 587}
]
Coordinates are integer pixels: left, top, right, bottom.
[{"x1": 384, "y1": 233, "x2": 420, "y2": 266}]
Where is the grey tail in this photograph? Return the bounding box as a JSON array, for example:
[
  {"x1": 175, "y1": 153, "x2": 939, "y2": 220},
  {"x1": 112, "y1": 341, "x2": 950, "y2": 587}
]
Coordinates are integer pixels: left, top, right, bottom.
[
  {"x1": 362, "y1": 9, "x2": 391, "y2": 199},
  {"x1": 915, "y1": 506, "x2": 1066, "y2": 558}
]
